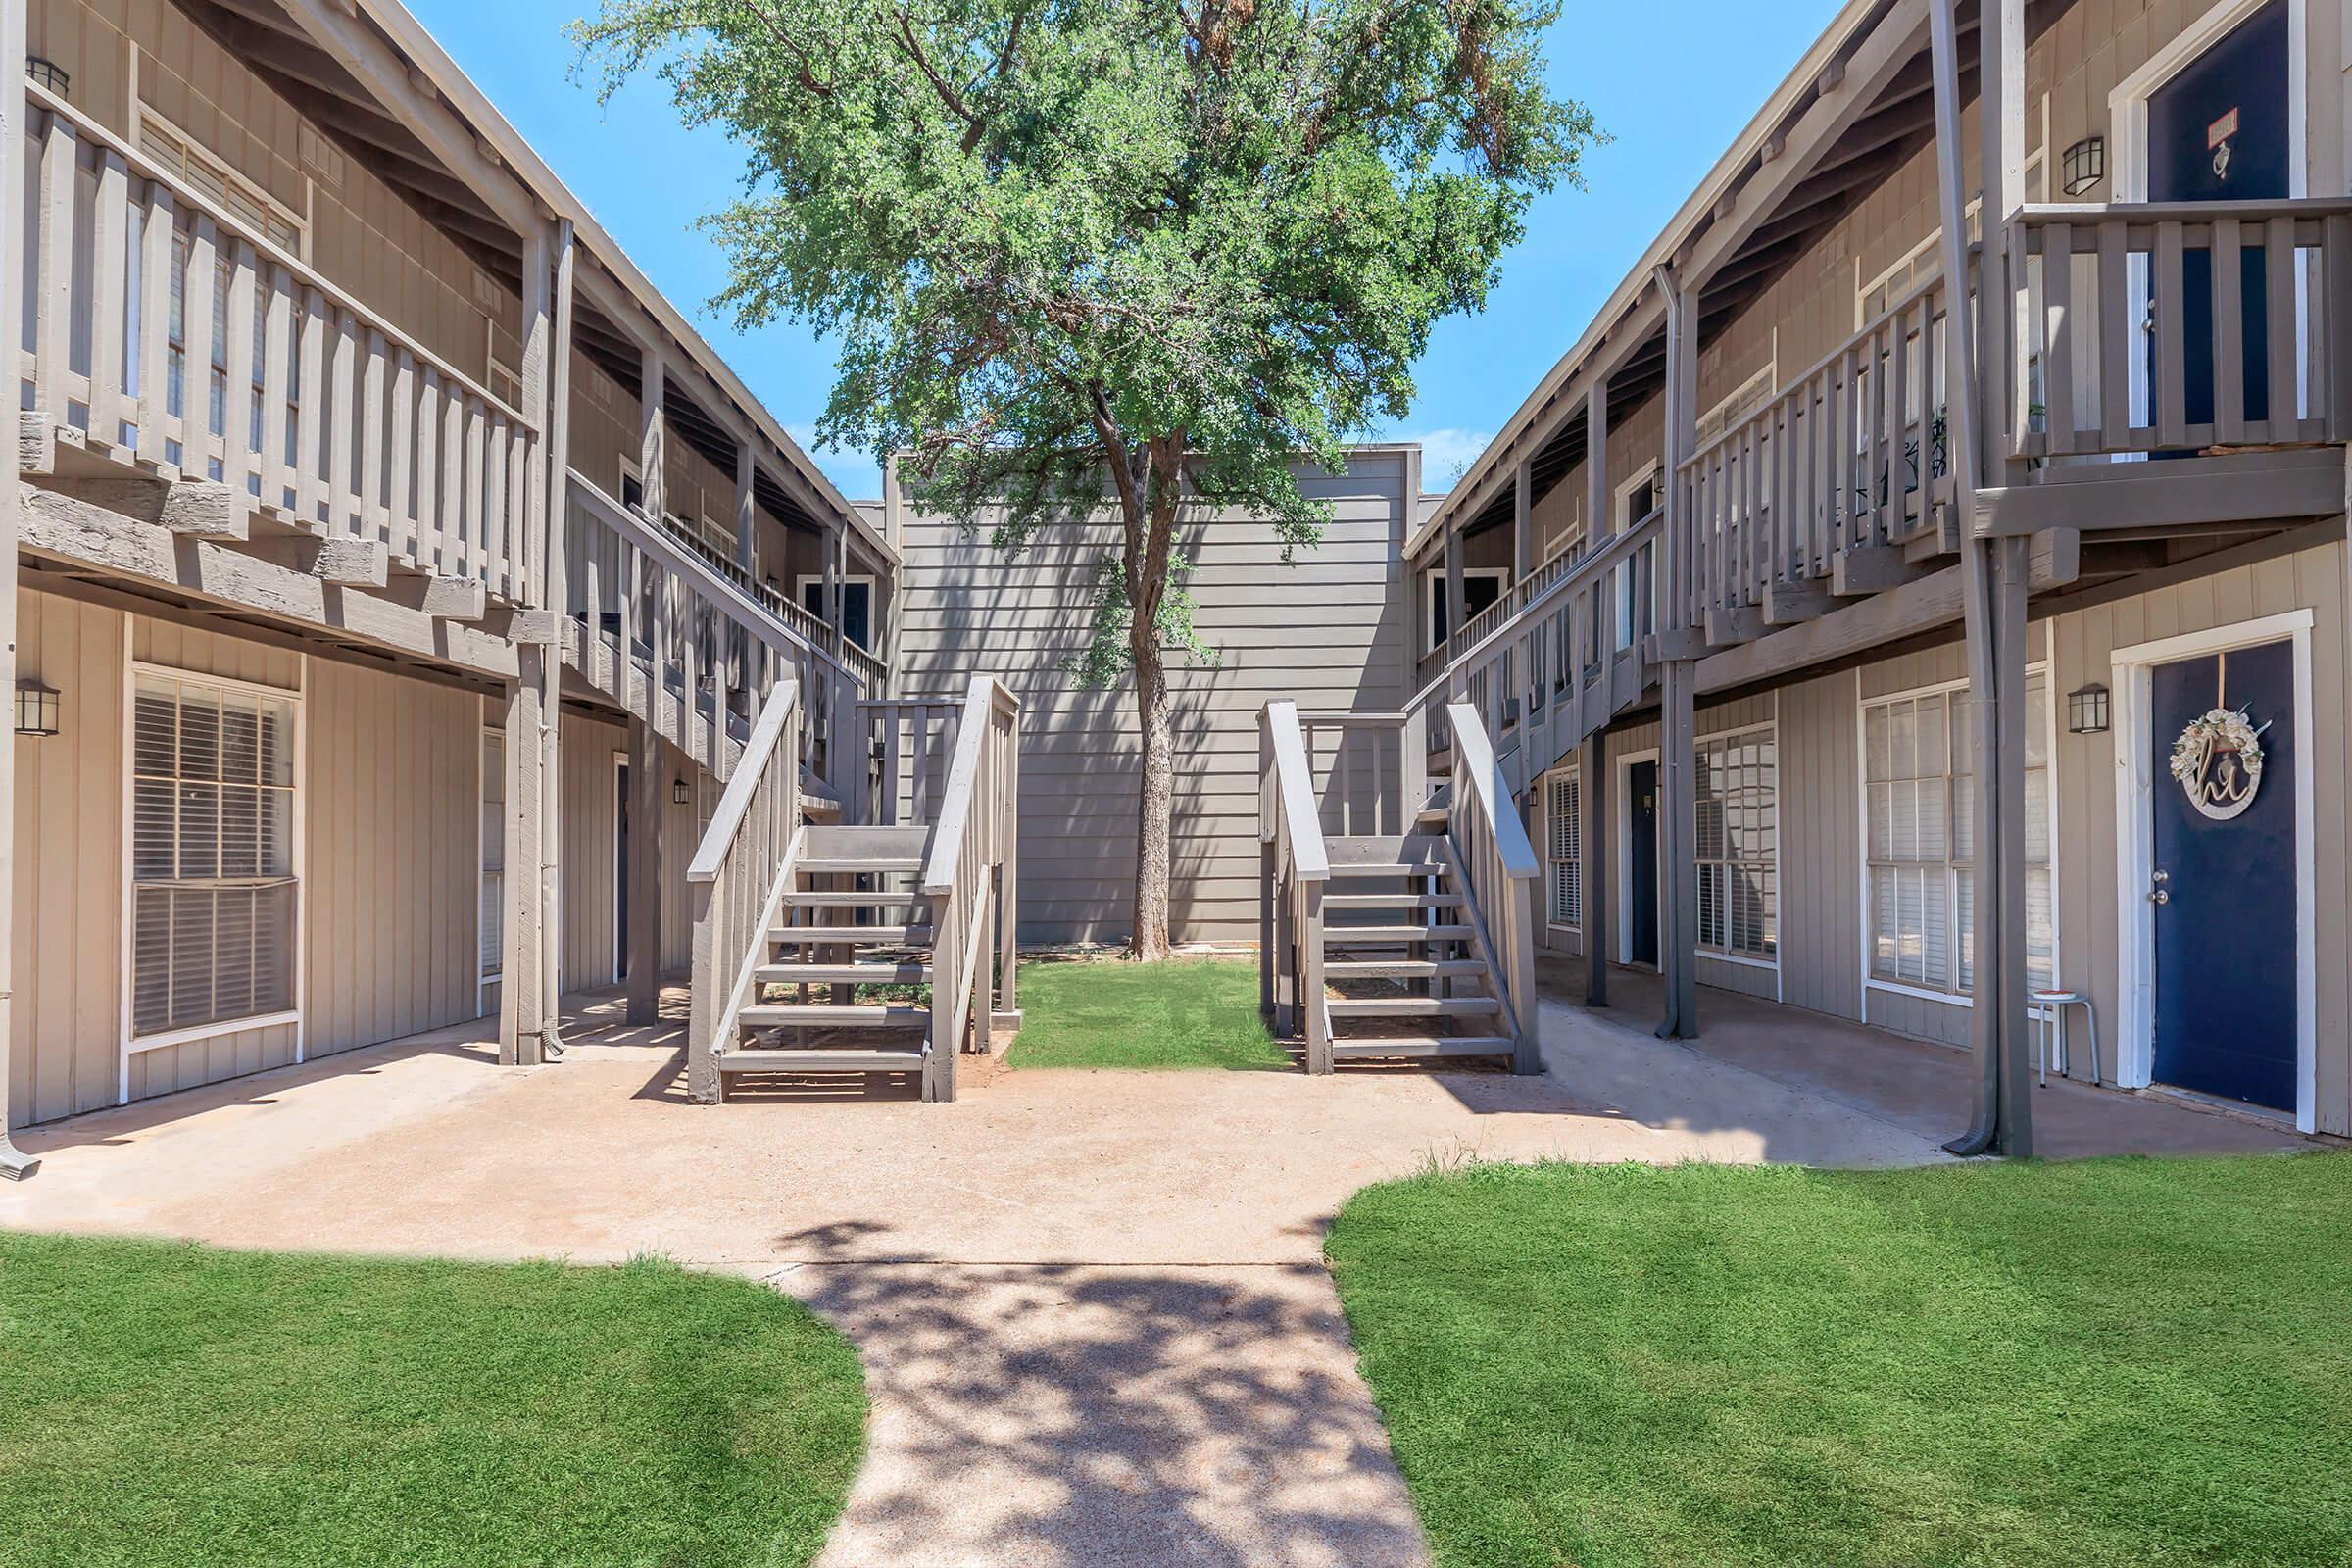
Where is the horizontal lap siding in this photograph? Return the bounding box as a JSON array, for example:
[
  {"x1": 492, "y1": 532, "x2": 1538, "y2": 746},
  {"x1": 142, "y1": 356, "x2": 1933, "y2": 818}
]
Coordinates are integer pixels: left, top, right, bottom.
[
  {"x1": 561, "y1": 713, "x2": 625, "y2": 991},
  {"x1": 896, "y1": 457, "x2": 1411, "y2": 945}
]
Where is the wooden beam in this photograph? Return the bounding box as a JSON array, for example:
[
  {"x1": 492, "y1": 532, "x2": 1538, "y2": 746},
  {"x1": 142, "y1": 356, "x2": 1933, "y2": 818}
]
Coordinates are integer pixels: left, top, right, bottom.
[
  {"x1": 1762, "y1": 576, "x2": 1838, "y2": 624},
  {"x1": 17, "y1": 480, "x2": 516, "y2": 677},
  {"x1": 380, "y1": 569, "x2": 490, "y2": 620},
  {"x1": 242, "y1": 533, "x2": 389, "y2": 585},
  {"x1": 34, "y1": 474, "x2": 247, "y2": 540},
  {"x1": 1976, "y1": 452, "x2": 2346, "y2": 537}
]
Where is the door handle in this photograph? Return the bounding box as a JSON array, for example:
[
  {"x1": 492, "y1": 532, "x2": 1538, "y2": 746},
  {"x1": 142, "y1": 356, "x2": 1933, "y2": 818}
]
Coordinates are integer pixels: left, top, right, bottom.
[
  {"x1": 2150, "y1": 889, "x2": 2170, "y2": 905},
  {"x1": 2150, "y1": 867, "x2": 2171, "y2": 905}
]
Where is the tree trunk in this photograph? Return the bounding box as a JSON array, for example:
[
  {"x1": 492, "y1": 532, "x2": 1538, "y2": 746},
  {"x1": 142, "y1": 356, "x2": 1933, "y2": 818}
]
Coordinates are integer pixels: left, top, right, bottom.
[{"x1": 1129, "y1": 627, "x2": 1175, "y2": 960}]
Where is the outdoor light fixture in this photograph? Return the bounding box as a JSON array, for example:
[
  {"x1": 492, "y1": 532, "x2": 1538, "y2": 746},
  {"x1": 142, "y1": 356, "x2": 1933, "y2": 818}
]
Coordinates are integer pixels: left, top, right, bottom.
[
  {"x1": 672, "y1": 776, "x2": 690, "y2": 806},
  {"x1": 2068, "y1": 682, "x2": 2110, "y2": 735},
  {"x1": 14, "y1": 680, "x2": 59, "y2": 738},
  {"x1": 2062, "y1": 135, "x2": 2105, "y2": 196},
  {"x1": 24, "y1": 58, "x2": 68, "y2": 98}
]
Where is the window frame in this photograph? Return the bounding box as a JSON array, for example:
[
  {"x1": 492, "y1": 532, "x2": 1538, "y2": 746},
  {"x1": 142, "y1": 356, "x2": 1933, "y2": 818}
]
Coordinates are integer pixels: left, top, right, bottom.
[
  {"x1": 1544, "y1": 765, "x2": 1582, "y2": 934},
  {"x1": 797, "y1": 573, "x2": 878, "y2": 652},
  {"x1": 1693, "y1": 720, "x2": 1781, "y2": 971},
  {"x1": 1420, "y1": 565, "x2": 1509, "y2": 655},
  {"x1": 120, "y1": 658, "x2": 307, "y2": 1074},
  {"x1": 1854, "y1": 663, "x2": 2061, "y2": 1008},
  {"x1": 479, "y1": 721, "x2": 505, "y2": 1004}
]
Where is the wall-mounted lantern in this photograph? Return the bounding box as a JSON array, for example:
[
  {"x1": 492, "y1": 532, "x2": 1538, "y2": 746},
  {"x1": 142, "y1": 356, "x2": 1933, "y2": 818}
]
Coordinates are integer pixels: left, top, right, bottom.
[
  {"x1": 14, "y1": 680, "x2": 60, "y2": 737},
  {"x1": 672, "y1": 776, "x2": 691, "y2": 807},
  {"x1": 2067, "y1": 682, "x2": 2110, "y2": 735},
  {"x1": 24, "y1": 58, "x2": 69, "y2": 98},
  {"x1": 2062, "y1": 135, "x2": 2105, "y2": 196}
]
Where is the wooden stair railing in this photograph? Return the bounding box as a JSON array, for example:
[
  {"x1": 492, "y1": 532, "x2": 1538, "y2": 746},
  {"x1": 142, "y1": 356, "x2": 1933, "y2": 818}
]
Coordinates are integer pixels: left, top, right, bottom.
[
  {"x1": 1258, "y1": 700, "x2": 1334, "y2": 1071},
  {"x1": 686, "y1": 679, "x2": 804, "y2": 1102},
  {"x1": 1443, "y1": 702, "x2": 1543, "y2": 1076},
  {"x1": 566, "y1": 474, "x2": 865, "y2": 797},
  {"x1": 915, "y1": 676, "x2": 1022, "y2": 1102}
]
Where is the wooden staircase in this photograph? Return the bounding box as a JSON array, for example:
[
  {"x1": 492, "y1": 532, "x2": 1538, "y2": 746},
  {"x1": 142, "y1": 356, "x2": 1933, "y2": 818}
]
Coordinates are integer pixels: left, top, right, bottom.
[
  {"x1": 1315, "y1": 828, "x2": 1516, "y2": 1064},
  {"x1": 1261, "y1": 701, "x2": 1542, "y2": 1077},
  {"x1": 716, "y1": 825, "x2": 939, "y2": 1086}
]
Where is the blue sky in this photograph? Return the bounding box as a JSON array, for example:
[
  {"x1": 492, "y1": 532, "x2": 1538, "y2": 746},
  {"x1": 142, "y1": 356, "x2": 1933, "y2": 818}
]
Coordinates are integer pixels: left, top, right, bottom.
[{"x1": 409, "y1": 0, "x2": 1846, "y2": 498}]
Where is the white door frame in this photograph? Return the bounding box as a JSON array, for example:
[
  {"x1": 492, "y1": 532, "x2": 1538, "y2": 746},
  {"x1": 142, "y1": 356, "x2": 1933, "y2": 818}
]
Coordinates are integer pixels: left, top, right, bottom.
[
  {"x1": 2111, "y1": 0, "x2": 2310, "y2": 432},
  {"x1": 2109, "y1": 608, "x2": 2316, "y2": 1132},
  {"x1": 1614, "y1": 745, "x2": 1662, "y2": 969}
]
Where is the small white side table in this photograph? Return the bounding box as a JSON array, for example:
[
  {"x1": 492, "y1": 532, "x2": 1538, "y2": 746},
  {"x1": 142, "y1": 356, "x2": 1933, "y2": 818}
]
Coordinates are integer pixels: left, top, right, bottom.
[{"x1": 2031, "y1": 989, "x2": 2101, "y2": 1088}]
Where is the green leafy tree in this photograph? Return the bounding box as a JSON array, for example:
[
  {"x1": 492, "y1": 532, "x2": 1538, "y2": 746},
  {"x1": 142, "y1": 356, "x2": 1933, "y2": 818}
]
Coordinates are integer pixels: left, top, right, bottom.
[{"x1": 573, "y1": 0, "x2": 1596, "y2": 959}]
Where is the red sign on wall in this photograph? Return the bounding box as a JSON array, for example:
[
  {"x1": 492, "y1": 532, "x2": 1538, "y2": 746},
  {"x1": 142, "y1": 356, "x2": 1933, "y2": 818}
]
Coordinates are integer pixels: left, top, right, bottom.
[{"x1": 2208, "y1": 107, "x2": 2240, "y2": 149}]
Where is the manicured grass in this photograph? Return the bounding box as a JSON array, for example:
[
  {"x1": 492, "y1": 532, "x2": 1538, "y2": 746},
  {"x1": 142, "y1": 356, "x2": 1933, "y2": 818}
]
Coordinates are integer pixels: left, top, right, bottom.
[
  {"x1": 1007, "y1": 957, "x2": 1292, "y2": 1069},
  {"x1": 0, "y1": 1233, "x2": 864, "y2": 1568},
  {"x1": 1328, "y1": 1154, "x2": 2352, "y2": 1568}
]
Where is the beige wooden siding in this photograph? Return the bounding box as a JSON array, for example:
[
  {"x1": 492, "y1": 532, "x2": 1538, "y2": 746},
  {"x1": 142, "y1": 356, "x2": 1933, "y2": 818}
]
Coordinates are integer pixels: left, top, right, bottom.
[
  {"x1": 1774, "y1": 670, "x2": 1865, "y2": 1022},
  {"x1": 560, "y1": 711, "x2": 625, "y2": 990},
  {"x1": 1601, "y1": 694, "x2": 1782, "y2": 1002},
  {"x1": 300, "y1": 658, "x2": 484, "y2": 1058},
  {"x1": 30, "y1": 0, "x2": 521, "y2": 386},
  {"x1": 897, "y1": 455, "x2": 1413, "y2": 944},
  {"x1": 2048, "y1": 539, "x2": 2351, "y2": 1134},
  {"x1": 10, "y1": 590, "x2": 126, "y2": 1125}
]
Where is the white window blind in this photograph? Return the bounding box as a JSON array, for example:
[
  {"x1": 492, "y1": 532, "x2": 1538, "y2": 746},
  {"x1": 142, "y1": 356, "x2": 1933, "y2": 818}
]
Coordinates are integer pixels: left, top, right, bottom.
[
  {"x1": 1695, "y1": 728, "x2": 1778, "y2": 959},
  {"x1": 1864, "y1": 676, "x2": 2054, "y2": 994},
  {"x1": 131, "y1": 673, "x2": 297, "y2": 1038},
  {"x1": 1547, "y1": 772, "x2": 1581, "y2": 928},
  {"x1": 480, "y1": 730, "x2": 505, "y2": 980}
]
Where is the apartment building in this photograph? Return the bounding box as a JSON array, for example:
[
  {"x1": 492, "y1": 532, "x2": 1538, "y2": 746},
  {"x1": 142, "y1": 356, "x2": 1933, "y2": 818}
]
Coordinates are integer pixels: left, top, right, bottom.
[
  {"x1": 0, "y1": 0, "x2": 907, "y2": 1159},
  {"x1": 1397, "y1": 0, "x2": 2352, "y2": 1147}
]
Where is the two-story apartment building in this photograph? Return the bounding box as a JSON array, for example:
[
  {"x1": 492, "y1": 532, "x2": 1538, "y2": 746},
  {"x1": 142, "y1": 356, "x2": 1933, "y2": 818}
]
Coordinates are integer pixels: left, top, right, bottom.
[
  {"x1": 1399, "y1": 0, "x2": 2352, "y2": 1149},
  {"x1": 0, "y1": 0, "x2": 908, "y2": 1164}
]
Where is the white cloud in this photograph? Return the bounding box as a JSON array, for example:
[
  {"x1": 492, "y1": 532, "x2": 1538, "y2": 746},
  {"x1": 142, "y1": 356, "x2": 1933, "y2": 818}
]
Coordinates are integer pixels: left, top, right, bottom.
[
  {"x1": 783, "y1": 422, "x2": 884, "y2": 502},
  {"x1": 1400, "y1": 428, "x2": 1494, "y2": 490}
]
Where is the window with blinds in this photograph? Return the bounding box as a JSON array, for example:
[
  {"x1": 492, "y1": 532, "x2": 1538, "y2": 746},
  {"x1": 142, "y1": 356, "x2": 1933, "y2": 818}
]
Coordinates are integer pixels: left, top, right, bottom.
[
  {"x1": 480, "y1": 730, "x2": 504, "y2": 982},
  {"x1": 131, "y1": 673, "x2": 298, "y2": 1039},
  {"x1": 1864, "y1": 676, "x2": 2054, "y2": 995},
  {"x1": 1695, "y1": 728, "x2": 1778, "y2": 959},
  {"x1": 1546, "y1": 771, "x2": 1581, "y2": 929}
]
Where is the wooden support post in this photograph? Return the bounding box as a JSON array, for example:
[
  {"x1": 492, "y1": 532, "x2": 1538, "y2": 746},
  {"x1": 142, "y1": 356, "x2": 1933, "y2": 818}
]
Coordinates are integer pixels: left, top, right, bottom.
[
  {"x1": 1581, "y1": 736, "x2": 1608, "y2": 1008},
  {"x1": 0, "y1": 0, "x2": 42, "y2": 1177},
  {"x1": 1443, "y1": 516, "x2": 1465, "y2": 657},
  {"x1": 1586, "y1": 380, "x2": 1610, "y2": 549},
  {"x1": 1513, "y1": 460, "x2": 1534, "y2": 580},
  {"x1": 1652, "y1": 264, "x2": 1700, "y2": 1040},
  {"x1": 1933, "y1": 0, "x2": 2033, "y2": 1155},
  {"x1": 538, "y1": 220, "x2": 574, "y2": 1051},
  {"x1": 735, "y1": 441, "x2": 756, "y2": 577},
  {"x1": 638, "y1": 344, "x2": 665, "y2": 522},
  {"x1": 1301, "y1": 880, "x2": 1330, "y2": 1075},
  {"x1": 626, "y1": 716, "x2": 664, "y2": 1026}
]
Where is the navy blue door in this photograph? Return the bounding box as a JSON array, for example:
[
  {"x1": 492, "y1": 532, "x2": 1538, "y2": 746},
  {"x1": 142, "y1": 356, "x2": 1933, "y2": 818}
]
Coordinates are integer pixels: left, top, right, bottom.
[
  {"x1": 2149, "y1": 638, "x2": 2297, "y2": 1110},
  {"x1": 2147, "y1": 0, "x2": 2289, "y2": 431},
  {"x1": 1628, "y1": 760, "x2": 1659, "y2": 967}
]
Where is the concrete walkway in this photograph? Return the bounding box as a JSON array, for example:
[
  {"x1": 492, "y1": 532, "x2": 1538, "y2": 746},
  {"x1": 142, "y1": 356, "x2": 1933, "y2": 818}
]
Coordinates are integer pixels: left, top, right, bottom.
[{"x1": 1, "y1": 988, "x2": 1945, "y2": 1567}]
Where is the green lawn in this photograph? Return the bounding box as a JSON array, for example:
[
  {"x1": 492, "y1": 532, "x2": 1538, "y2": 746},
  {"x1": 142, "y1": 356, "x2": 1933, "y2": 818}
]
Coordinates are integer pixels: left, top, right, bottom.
[
  {"x1": 1007, "y1": 957, "x2": 1292, "y2": 1069},
  {"x1": 1328, "y1": 1154, "x2": 2352, "y2": 1568},
  {"x1": 0, "y1": 1234, "x2": 864, "y2": 1568}
]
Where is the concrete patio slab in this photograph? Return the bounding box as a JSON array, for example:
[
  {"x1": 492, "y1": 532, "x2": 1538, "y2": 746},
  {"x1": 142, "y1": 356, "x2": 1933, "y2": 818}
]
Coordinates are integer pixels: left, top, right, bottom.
[{"x1": 0, "y1": 982, "x2": 1971, "y2": 1567}]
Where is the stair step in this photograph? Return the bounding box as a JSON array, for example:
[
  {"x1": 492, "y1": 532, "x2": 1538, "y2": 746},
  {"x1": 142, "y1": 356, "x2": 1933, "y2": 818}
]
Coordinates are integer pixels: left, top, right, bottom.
[
  {"x1": 781, "y1": 888, "x2": 928, "y2": 906},
  {"x1": 1321, "y1": 923, "x2": 1473, "y2": 944},
  {"x1": 741, "y1": 1004, "x2": 929, "y2": 1029},
  {"x1": 1329, "y1": 995, "x2": 1501, "y2": 1018},
  {"x1": 718, "y1": 1047, "x2": 928, "y2": 1074},
  {"x1": 1325, "y1": 958, "x2": 1488, "y2": 980},
  {"x1": 1329, "y1": 859, "x2": 1448, "y2": 879},
  {"x1": 1328, "y1": 835, "x2": 1449, "y2": 876},
  {"x1": 770, "y1": 924, "x2": 928, "y2": 946},
  {"x1": 756, "y1": 961, "x2": 931, "y2": 985},
  {"x1": 802, "y1": 825, "x2": 930, "y2": 869},
  {"x1": 1331, "y1": 1036, "x2": 1517, "y2": 1060},
  {"x1": 800, "y1": 858, "x2": 925, "y2": 875},
  {"x1": 1323, "y1": 892, "x2": 1464, "y2": 911}
]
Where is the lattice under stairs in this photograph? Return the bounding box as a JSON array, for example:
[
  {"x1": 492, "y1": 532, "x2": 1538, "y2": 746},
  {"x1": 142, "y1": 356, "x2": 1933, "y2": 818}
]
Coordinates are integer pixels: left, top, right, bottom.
[{"x1": 1313, "y1": 819, "x2": 1517, "y2": 1065}]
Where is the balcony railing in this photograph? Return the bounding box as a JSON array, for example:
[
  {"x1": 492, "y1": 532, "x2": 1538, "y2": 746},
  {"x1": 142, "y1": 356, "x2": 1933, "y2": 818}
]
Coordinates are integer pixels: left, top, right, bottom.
[
  {"x1": 20, "y1": 86, "x2": 538, "y2": 605},
  {"x1": 664, "y1": 515, "x2": 889, "y2": 692},
  {"x1": 2008, "y1": 199, "x2": 2352, "y2": 457}
]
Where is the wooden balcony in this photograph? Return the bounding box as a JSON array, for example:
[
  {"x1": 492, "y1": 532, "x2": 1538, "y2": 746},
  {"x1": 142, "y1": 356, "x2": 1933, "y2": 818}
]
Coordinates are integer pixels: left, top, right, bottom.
[{"x1": 19, "y1": 85, "x2": 537, "y2": 610}]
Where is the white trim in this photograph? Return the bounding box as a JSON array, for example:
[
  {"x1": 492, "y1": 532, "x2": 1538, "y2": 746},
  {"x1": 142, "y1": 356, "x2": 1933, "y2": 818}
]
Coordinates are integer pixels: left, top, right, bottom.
[
  {"x1": 1421, "y1": 564, "x2": 1510, "y2": 654},
  {"x1": 1614, "y1": 745, "x2": 1662, "y2": 968},
  {"x1": 476, "y1": 712, "x2": 503, "y2": 1012},
  {"x1": 796, "y1": 572, "x2": 878, "y2": 651},
  {"x1": 2108, "y1": 607, "x2": 2316, "y2": 1133},
  {"x1": 2112, "y1": 0, "x2": 2310, "y2": 435},
  {"x1": 119, "y1": 654, "x2": 309, "y2": 1080},
  {"x1": 1690, "y1": 717, "x2": 1784, "y2": 978},
  {"x1": 1541, "y1": 762, "x2": 1584, "y2": 938},
  {"x1": 1851, "y1": 646, "x2": 2058, "y2": 1007},
  {"x1": 1612, "y1": 460, "x2": 1662, "y2": 526}
]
